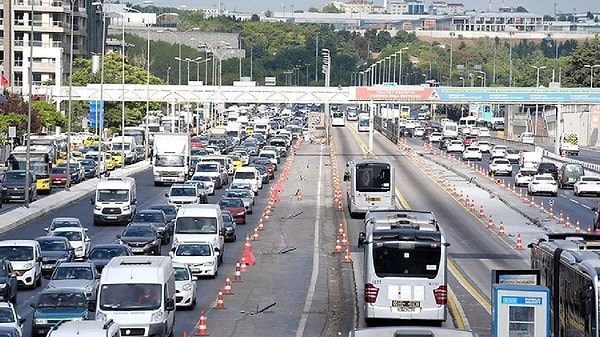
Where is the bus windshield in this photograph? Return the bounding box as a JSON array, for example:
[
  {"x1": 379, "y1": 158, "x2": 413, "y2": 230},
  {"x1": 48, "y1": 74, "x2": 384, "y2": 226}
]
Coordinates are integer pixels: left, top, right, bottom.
[
  {"x1": 355, "y1": 164, "x2": 391, "y2": 192},
  {"x1": 373, "y1": 241, "x2": 441, "y2": 278}
]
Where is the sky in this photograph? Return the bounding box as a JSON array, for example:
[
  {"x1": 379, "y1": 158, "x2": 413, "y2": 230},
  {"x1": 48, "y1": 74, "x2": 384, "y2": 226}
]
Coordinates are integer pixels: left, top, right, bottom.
[{"x1": 151, "y1": 0, "x2": 600, "y2": 16}]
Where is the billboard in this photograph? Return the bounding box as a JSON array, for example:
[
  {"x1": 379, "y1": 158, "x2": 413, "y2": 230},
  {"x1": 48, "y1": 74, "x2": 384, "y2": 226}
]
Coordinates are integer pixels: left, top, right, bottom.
[{"x1": 89, "y1": 100, "x2": 104, "y2": 128}]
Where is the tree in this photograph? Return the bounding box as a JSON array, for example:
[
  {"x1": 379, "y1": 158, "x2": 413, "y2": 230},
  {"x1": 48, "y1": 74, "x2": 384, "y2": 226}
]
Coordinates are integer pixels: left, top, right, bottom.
[
  {"x1": 322, "y1": 3, "x2": 341, "y2": 13},
  {"x1": 0, "y1": 93, "x2": 41, "y2": 144},
  {"x1": 33, "y1": 101, "x2": 65, "y2": 131},
  {"x1": 308, "y1": 7, "x2": 320, "y2": 13}
]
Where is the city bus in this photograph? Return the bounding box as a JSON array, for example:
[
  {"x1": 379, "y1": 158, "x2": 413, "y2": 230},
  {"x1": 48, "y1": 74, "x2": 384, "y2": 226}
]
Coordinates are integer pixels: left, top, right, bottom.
[
  {"x1": 530, "y1": 233, "x2": 600, "y2": 337},
  {"x1": 331, "y1": 111, "x2": 345, "y2": 127},
  {"x1": 347, "y1": 106, "x2": 359, "y2": 121},
  {"x1": 400, "y1": 105, "x2": 411, "y2": 119},
  {"x1": 357, "y1": 113, "x2": 370, "y2": 132},
  {"x1": 343, "y1": 158, "x2": 396, "y2": 218},
  {"x1": 358, "y1": 210, "x2": 448, "y2": 326},
  {"x1": 6, "y1": 145, "x2": 53, "y2": 194}
]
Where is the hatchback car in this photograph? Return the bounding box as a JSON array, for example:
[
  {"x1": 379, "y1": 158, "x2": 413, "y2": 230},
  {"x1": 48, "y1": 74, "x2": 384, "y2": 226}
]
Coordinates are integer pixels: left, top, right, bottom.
[
  {"x1": 222, "y1": 210, "x2": 237, "y2": 242},
  {"x1": 148, "y1": 204, "x2": 178, "y2": 229},
  {"x1": 190, "y1": 174, "x2": 215, "y2": 195},
  {"x1": 514, "y1": 167, "x2": 539, "y2": 187},
  {"x1": 573, "y1": 176, "x2": 600, "y2": 197},
  {"x1": 218, "y1": 197, "x2": 247, "y2": 224},
  {"x1": 35, "y1": 236, "x2": 75, "y2": 277},
  {"x1": 0, "y1": 302, "x2": 24, "y2": 336},
  {"x1": 489, "y1": 158, "x2": 513, "y2": 176},
  {"x1": 130, "y1": 210, "x2": 171, "y2": 245},
  {"x1": 0, "y1": 260, "x2": 17, "y2": 304},
  {"x1": 48, "y1": 227, "x2": 90, "y2": 260},
  {"x1": 45, "y1": 217, "x2": 84, "y2": 234},
  {"x1": 79, "y1": 159, "x2": 97, "y2": 179},
  {"x1": 462, "y1": 146, "x2": 482, "y2": 161},
  {"x1": 169, "y1": 242, "x2": 219, "y2": 278},
  {"x1": 490, "y1": 145, "x2": 508, "y2": 159},
  {"x1": 173, "y1": 262, "x2": 197, "y2": 309},
  {"x1": 224, "y1": 189, "x2": 255, "y2": 214},
  {"x1": 476, "y1": 140, "x2": 492, "y2": 153},
  {"x1": 45, "y1": 261, "x2": 99, "y2": 301},
  {"x1": 504, "y1": 148, "x2": 521, "y2": 164},
  {"x1": 86, "y1": 244, "x2": 132, "y2": 273},
  {"x1": 117, "y1": 225, "x2": 161, "y2": 256},
  {"x1": 527, "y1": 174, "x2": 558, "y2": 196},
  {"x1": 446, "y1": 140, "x2": 464, "y2": 153}
]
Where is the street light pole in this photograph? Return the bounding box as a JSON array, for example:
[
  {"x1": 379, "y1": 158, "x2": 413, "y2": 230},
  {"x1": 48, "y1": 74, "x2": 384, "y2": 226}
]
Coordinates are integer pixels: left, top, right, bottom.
[
  {"x1": 530, "y1": 65, "x2": 547, "y2": 135},
  {"x1": 25, "y1": 0, "x2": 35, "y2": 205},
  {"x1": 509, "y1": 31, "x2": 514, "y2": 86},
  {"x1": 398, "y1": 47, "x2": 408, "y2": 85},
  {"x1": 584, "y1": 64, "x2": 600, "y2": 88},
  {"x1": 449, "y1": 32, "x2": 455, "y2": 84},
  {"x1": 65, "y1": 0, "x2": 76, "y2": 191}
]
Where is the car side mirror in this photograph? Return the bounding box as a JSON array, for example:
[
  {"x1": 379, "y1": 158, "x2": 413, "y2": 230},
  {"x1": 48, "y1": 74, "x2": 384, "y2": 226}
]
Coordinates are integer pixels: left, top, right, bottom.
[
  {"x1": 116, "y1": 235, "x2": 121, "y2": 239},
  {"x1": 18, "y1": 317, "x2": 26, "y2": 325},
  {"x1": 29, "y1": 303, "x2": 36, "y2": 309},
  {"x1": 165, "y1": 298, "x2": 175, "y2": 311},
  {"x1": 89, "y1": 197, "x2": 95, "y2": 205},
  {"x1": 87, "y1": 300, "x2": 96, "y2": 312},
  {"x1": 44, "y1": 227, "x2": 49, "y2": 232},
  {"x1": 165, "y1": 193, "x2": 169, "y2": 198}
]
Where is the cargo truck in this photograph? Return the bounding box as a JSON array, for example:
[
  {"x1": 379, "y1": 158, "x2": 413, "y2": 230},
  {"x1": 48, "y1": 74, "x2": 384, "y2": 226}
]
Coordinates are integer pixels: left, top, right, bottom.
[
  {"x1": 153, "y1": 133, "x2": 190, "y2": 186},
  {"x1": 559, "y1": 131, "x2": 579, "y2": 156}
]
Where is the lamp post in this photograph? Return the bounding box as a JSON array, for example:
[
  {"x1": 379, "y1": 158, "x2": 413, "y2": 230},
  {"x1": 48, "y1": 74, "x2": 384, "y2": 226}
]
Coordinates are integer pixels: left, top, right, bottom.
[
  {"x1": 24, "y1": 0, "x2": 35, "y2": 204},
  {"x1": 65, "y1": 0, "x2": 78, "y2": 191},
  {"x1": 188, "y1": 57, "x2": 204, "y2": 82},
  {"x1": 584, "y1": 64, "x2": 600, "y2": 88},
  {"x1": 449, "y1": 32, "x2": 455, "y2": 84},
  {"x1": 157, "y1": 29, "x2": 182, "y2": 84},
  {"x1": 166, "y1": 66, "x2": 170, "y2": 84},
  {"x1": 459, "y1": 76, "x2": 465, "y2": 87},
  {"x1": 509, "y1": 31, "x2": 515, "y2": 86},
  {"x1": 475, "y1": 70, "x2": 487, "y2": 87},
  {"x1": 398, "y1": 47, "x2": 408, "y2": 85},
  {"x1": 531, "y1": 65, "x2": 547, "y2": 87}
]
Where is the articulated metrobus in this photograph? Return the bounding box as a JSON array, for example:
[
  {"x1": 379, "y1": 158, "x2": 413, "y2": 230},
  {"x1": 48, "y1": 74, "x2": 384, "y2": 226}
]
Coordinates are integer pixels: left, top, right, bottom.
[
  {"x1": 331, "y1": 111, "x2": 345, "y2": 127},
  {"x1": 530, "y1": 233, "x2": 600, "y2": 337},
  {"x1": 343, "y1": 158, "x2": 396, "y2": 218},
  {"x1": 358, "y1": 210, "x2": 448, "y2": 326},
  {"x1": 7, "y1": 145, "x2": 53, "y2": 194},
  {"x1": 357, "y1": 113, "x2": 370, "y2": 132}
]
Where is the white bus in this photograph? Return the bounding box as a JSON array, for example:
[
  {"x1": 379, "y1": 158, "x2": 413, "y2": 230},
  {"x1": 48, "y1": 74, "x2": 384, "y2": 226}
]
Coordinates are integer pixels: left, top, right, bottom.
[
  {"x1": 331, "y1": 111, "x2": 345, "y2": 127},
  {"x1": 347, "y1": 106, "x2": 359, "y2": 121},
  {"x1": 357, "y1": 113, "x2": 370, "y2": 132},
  {"x1": 358, "y1": 210, "x2": 448, "y2": 326},
  {"x1": 458, "y1": 116, "x2": 477, "y2": 135},
  {"x1": 343, "y1": 159, "x2": 396, "y2": 218}
]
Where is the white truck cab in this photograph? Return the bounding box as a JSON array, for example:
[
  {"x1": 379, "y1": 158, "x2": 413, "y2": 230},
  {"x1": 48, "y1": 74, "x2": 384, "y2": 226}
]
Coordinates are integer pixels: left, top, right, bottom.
[{"x1": 91, "y1": 177, "x2": 137, "y2": 226}]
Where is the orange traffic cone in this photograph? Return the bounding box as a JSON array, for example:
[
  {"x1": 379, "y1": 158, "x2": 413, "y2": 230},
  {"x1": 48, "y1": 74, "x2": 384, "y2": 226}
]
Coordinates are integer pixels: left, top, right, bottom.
[
  {"x1": 257, "y1": 218, "x2": 264, "y2": 231},
  {"x1": 240, "y1": 257, "x2": 248, "y2": 272},
  {"x1": 575, "y1": 220, "x2": 581, "y2": 233},
  {"x1": 479, "y1": 205, "x2": 485, "y2": 218},
  {"x1": 343, "y1": 247, "x2": 352, "y2": 263},
  {"x1": 516, "y1": 234, "x2": 523, "y2": 250},
  {"x1": 498, "y1": 221, "x2": 505, "y2": 236},
  {"x1": 558, "y1": 211, "x2": 564, "y2": 224},
  {"x1": 196, "y1": 311, "x2": 209, "y2": 336},
  {"x1": 530, "y1": 196, "x2": 536, "y2": 208},
  {"x1": 564, "y1": 215, "x2": 571, "y2": 228},
  {"x1": 539, "y1": 201, "x2": 545, "y2": 213},
  {"x1": 233, "y1": 262, "x2": 242, "y2": 282},
  {"x1": 488, "y1": 215, "x2": 494, "y2": 229},
  {"x1": 335, "y1": 239, "x2": 342, "y2": 253},
  {"x1": 223, "y1": 275, "x2": 234, "y2": 295},
  {"x1": 297, "y1": 190, "x2": 303, "y2": 201},
  {"x1": 548, "y1": 207, "x2": 554, "y2": 219},
  {"x1": 253, "y1": 227, "x2": 260, "y2": 241},
  {"x1": 215, "y1": 289, "x2": 226, "y2": 309},
  {"x1": 243, "y1": 243, "x2": 256, "y2": 266},
  {"x1": 341, "y1": 232, "x2": 348, "y2": 246}
]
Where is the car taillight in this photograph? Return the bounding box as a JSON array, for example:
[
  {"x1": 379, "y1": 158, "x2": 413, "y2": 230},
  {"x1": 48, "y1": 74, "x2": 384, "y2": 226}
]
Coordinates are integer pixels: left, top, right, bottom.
[
  {"x1": 364, "y1": 283, "x2": 379, "y2": 303},
  {"x1": 433, "y1": 285, "x2": 447, "y2": 305}
]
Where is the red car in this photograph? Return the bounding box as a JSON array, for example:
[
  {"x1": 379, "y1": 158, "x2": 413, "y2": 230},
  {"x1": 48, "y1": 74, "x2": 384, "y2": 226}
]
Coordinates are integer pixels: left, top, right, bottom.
[
  {"x1": 50, "y1": 166, "x2": 76, "y2": 187},
  {"x1": 462, "y1": 135, "x2": 477, "y2": 146},
  {"x1": 218, "y1": 197, "x2": 247, "y2": 224}
]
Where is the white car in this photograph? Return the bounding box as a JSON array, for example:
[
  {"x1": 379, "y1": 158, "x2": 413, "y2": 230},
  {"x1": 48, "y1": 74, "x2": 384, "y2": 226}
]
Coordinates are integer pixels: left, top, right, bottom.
[
  {"x1": 477, "y1": 141, "x2": 492, "y2": 153},
  {"x1": 229, "y1": 181, "x2": 256, "y2": 196},
  {"x1": 470, "y1": 127, "x2": 480, "y2": 136},
  {"x1": 414, "y1": 128, "x2": 425, "y2": 137},
  {"x1": 489, "y1": 158, "x2": 513, "y2": 176},
  {"x1": 191, "y1": 174, "x2": 215, "y2": 195},
  {"x1": 478, "y1": 127, "x2": 491, "y2": 137},
  {"x1": 520, "y1": 132, "x2": 535, "y2": 144},
  {"x1": 505, "y1": 148, "x2": 521, "y2": 164},
  {"x1": 446, "y1": 140, "x2": 465, "y2": 153},
  {"x1": 462, "y1": 146, "x2": 482, "y2": 161},
  {"x1": 573, "y1": 176, "x2": 600, "y2": 197},
  {"x1": 0, "y1": 302, "x2": 24, "y2": 336},
  {"x1": 528, "y1": 174, "x2": 558, "y2": 196},
  {"x1": 490, "y1": 145, "x2": 508, "y2": 159},
  {"x1": 45, "y1": 217, "x2": 84, "y2": 233},
  {"x1": 428, "y1": 132, "x2": 443, "y2": 142},
  {"x1": 173, "y1": 262, "x2": 197, "y2": 309},
  {"x1": 169, "y1": 241, "x2": 219, "y2": 278},
  {"x1": 49, "y1": 227, "x2": 91, "y2": 260},
  {"x1": 514, "y1": 167, "x2": 539, "y2": 187},
  {"x1": 231, "y1": 150, "x2": 250, "y2": 166}
]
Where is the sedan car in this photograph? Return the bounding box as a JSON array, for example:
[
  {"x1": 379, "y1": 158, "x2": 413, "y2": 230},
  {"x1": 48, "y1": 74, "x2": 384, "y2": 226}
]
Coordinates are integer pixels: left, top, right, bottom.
[
  {"x1": 86, "y1": 243, "x2": 132, "y2": 273},
  {"x1": 490, "y1": 145, "x2": 508, "y2": 159},
  {"x1": 476, "y1": 140, "x2": 492, "y2": 153},
  {"x1": 30, "y1": 288, "x2": 90, "y2": 337},
  {"x1": 35, "y1": 236, "x2": 75, "y2": 277},
  {"x1": 228, "y1": 181, "x2": 255, "y2": 195},
  {"x1": 528, "y1": 174, "x2": 558, "y2": 196},
  {"x1": 79, "y1": 159, "x2": 97, "y2": 179},
  {"x1": 148, "y1": 204, "x2": 178, "y2": 230},
  {"x1": 169, "y1": 241, "x2": 219, "y2": 278},
  {"x1": 190, "y1": 174, "x2": 215, "y2": 195},
  {"x1": 489, "y1": 158, "x2": 513, "y2": 176},
  {"x1": 50, "y1": 167, "x2": 78, "y2": 187},
  {"x1": 130, "y1": 210, "x2": 171, "y2": 245},
  {"x1": 45, "y1": 261, "x2": 99, "y2": 301},
  {"x1": 173, "y1": 262, "x2": 197, "y2": 309},
  {"x1": 478, "y1": 127, "x2": 491, "y2": 137},
  {"x1": 117, "y1": 225, "x2": 161, "y2": 255},
  {"x1": 514, "y1": 167, "x2": 539, "y2": 187},
  {"x1": 0, "y1": 302, "x2": 24, "y2": 337},
  {"x1": 250, "y1": 164, "x2": 270, "y2": 184},
  {"x1": 222, "y1": 210, "x2": 237, "y2": 242},
  {"x1": 48, "y1": 227, "x2": 90, "y2": 260},
  {"x1": 183, "y1": 181, "x2": 209, "y2": 204},
  {"x1": 224, "y1": 189, "x2": 255, "y2": 214},
  {"x1": 252, "y1": 158, "x2": 275, "y2": 179},
  {"x1": 462, "y1": 146, "x2": 482, "y2": 161},
  {"x1": 0, "y1": 259, "x2": 18, "y2": 304},
  {"x1": 537, "y1": 162, "x2": 558, "y2": 180},
  {"x1": 219, "y1": 197, "x2": 247, "y2": 224},
  {"x1": 574, "y1": 176, "x2": 600, "y2": 197},
  {"x1": 45, "y1": 217, "x2": 84, "y2": 234},
  {"x1": 446, "y1": 140, "x2": 464, "y2": 153},
  {"x1": 505, "y1": 148, "x2": 521, "y2": 164}
]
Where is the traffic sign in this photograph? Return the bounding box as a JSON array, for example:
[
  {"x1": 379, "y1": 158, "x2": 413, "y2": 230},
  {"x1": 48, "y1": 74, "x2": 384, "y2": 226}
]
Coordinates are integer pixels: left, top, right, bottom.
[{"x1": 549, "y1": 199, "x2": 554, "y2": 206}]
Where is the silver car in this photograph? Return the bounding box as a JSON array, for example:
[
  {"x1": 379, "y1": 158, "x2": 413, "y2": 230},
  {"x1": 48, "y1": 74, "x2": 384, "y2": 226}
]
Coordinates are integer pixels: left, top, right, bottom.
[
  {"x1": 224, "y1": 189, "x2": 255, "y2": 214},
  {"x1": 45, "y1": 261, "x2": 99, "y2": 301}
]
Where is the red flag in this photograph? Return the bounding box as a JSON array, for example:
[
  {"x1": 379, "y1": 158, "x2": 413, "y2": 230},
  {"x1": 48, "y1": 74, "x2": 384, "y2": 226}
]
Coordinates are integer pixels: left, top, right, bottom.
[{"x1": 1, "y1": 73, "x2": 8, "y2": 88}]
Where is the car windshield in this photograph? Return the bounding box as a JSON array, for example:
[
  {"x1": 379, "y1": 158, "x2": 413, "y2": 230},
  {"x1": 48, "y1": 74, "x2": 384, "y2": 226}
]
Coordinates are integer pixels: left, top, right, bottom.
[
  {"x1": 51, "y1": 167, "x2": 66, "y2": 174},
  {"x1": 52, "y1": 266, "x2": 93, "y2": 280},
  {"x1": 221, "y1": 213, "x2": 234, "y2": 223},
  {"x1": 230, "y1": 183, "x2": 250, "y2": 190},
  {"x1": 235, "y1": 172, "x2": 255, "y2": 180},
  {"x1": 51, "y1": 219, "x2": 80, "y2": 229},
  {"x1": 37, "y1": 292, "x2": 86, "y2": 308},
  {"x1": 220, "y1": 199, "x2": 244, "y2": 208},
  {"x1": 175, "y1": 244, "x2": 211, "y2": 256},
  {"x1": 52, "y1": 231, "x2": 82, "y2": 241},
  {"x1": 149, "y1": 206, "x2": 177, "y2": 216},
  {"x1": 0, "y1": 246, "x2": 33, "y2": 261},
  {"x1": 81, "y1": 159, "x2": 95, "y2": 166},
  {"x1": 38, "y1": 239, "x2": 68, "y2": 251},
  {"x1": 536, "y1": 176, "x2": 555, "y2": 182},
  {"x1": 196, "y1": 163, "x2": 218, "y2": 172},
  {"x1": 192, "y1": 175, "x2": 211, "y2": 182},
  {"x1": 175, "y1": 217, "x2": 217, "y2": 234},
  {"x1": 89, "y1": 247, "x2": 127, "y2": 259},
  {"x1": 2, "y1": 171, "x2": 26, "y2": 182},
  {"x1": 133, "y1": 212, "x2": 164, "y2": 223},
  {"x1": 227, "y1": 190, "x2": 250, "y2": 198},
  {"x1": 170, "y1": 187, "x2": 197, "y2": 197},
  {"x1": 173, "y1": 266, "x2": 190, "y2": 281},
  {"x1": 99, "y1": 284, "x2": 161, "y2": 311},
  {"x1": 122, "y1": 227, "x2": 154, "y2": 237},
  {"x1": 97, "y1": 189, "x2": 129, "y2": 202},
  {"x1": 0, "y1": 308, "x2": 15, "y2": 323}
]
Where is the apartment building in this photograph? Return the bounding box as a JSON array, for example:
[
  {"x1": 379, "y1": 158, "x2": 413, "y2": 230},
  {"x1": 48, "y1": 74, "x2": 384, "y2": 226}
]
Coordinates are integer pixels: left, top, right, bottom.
[{"x1": 1, "y1": 0, "x2": 102, "y2": 94}]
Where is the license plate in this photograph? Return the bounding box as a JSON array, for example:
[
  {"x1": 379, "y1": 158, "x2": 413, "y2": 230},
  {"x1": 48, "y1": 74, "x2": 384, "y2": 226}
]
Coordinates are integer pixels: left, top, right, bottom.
[
  {"x1": 42, "y1": 265, "x2": 54, "y2": 269},
  {"x1": 391, "y1": 300, "x2": 420, "y2": 308},
  {"x1": 10, "y1": 196, "x2": 20, "y2": 199},
  {"x1": 366, "y1": 197, "x2": 381, "y2": 202},
  {"x1": 131, "y1": 248, "x2": 144, "y2": 253},
  {"x1": 106, "y1": 216, "x2": 117, "y2": 220}
]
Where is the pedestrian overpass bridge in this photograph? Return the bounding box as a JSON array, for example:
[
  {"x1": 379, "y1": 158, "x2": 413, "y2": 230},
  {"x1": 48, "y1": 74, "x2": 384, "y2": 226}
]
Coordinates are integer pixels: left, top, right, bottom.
[{"x1": 32, "y1": 83, "x2": 600, "y2": 105}]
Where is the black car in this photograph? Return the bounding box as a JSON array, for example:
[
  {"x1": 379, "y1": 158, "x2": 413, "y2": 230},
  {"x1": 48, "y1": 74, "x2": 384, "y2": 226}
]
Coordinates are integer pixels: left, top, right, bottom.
[
  {"x1": 0, "y1": 259, "x2": 18, "y2": 303},
  {"x1": 134, "y1": 145, "x2": 146, "y2": 162},
  {"x1": 117, "y1": 225, "x2": 161, "y2": 255},
  {"x1": 148, "y1": 204, "x2": 177, "y2": 231},
  {"x1": 79, "y1": 159, "x2": 97, "y2": 178},
  {"x1": 130, "y1": 210, "x2": 171, "y2": 245},
  {"x1": 250, "y1": 164, "x2": 270, "y2": 184},
  {"x1": 35, "y1": 236, "x2": 75, "y2": 277},
  {"x1": 86, "y1": 244, "x2": 132, "y2": 273},
  {"x1": 1, "y1": 170, "x2": 37, "y2": 203},
  {"x1": 222, "y1": 210, "x2": 237, "y2": 242},
  {"x1": 537, "y1": 162, "x2": 558, "y2": 180}
]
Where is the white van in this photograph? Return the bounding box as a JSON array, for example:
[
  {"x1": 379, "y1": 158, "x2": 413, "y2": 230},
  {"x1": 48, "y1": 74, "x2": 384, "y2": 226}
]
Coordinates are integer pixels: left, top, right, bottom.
[
  {"x1": 96, "y1": 256, "x2": 175, "y2": 337},
  {"x1": 0, "y1": 240, "x2": 43, "y2": 288},
  {"x1": 258, "y1": 149, "x2": 279, "y2": 168},
  {"x1": 172, "y1": 204, "x2": 224, "y2": 263},
  {"x1": 111, "y1": 136, "x2": 137, "y2": 164},
  {"x1": 91, "y1": 177, "x2": 137, "y2": 226},
  {"x1": 232, "y1": 167, "x2": 262, "y2": 194},
  {"x1": 47, "y1": 320, "x2": 121, "y2": 337}
]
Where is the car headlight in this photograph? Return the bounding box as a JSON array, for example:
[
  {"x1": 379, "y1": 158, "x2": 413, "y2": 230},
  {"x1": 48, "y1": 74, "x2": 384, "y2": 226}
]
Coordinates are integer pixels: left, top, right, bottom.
[
  {"x1": 205, "y1": 261, "x2": 214, "y2": 266},
  {"x1": 84, "y1": 284, "x2": 95, "y2": 293},
  {"x1": 94, "y1": 205, "x2": 102, "y2": 211},
  {"x1": 122, "y1": 205, "x2": 130, "y2": 211},
  {"x1": 0, "y1": 283, "x2": 6, "y2": 289},
  {"x1": 236, "y1": 211, "x2": 245, "y2": 216},
  {"x1": 76, "y1": 246, "x2": 84, "y2": 252},
  {"x1": 182, "y1": 282, "x2": 192, "y2": 291},
  {"x1": 151, "y1": 311, "x2": 164, "y2": 322},
  {"x1": 23, "y1": 262, "x2": 33, "y2": 270},
  {"x1": 96, "y1": 311, "x2": 107, "y2": 320},
  {"x1": 35, "y1": 318, "x2": 49, "y2": 324}
]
